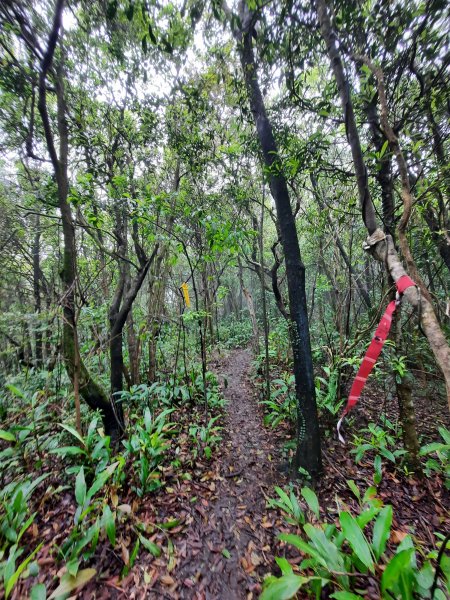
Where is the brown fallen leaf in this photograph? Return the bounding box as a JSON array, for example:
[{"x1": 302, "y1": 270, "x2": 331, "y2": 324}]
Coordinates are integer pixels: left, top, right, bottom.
[{"x1": 392, "y1": 530, "x2": 408, "y2": 544}]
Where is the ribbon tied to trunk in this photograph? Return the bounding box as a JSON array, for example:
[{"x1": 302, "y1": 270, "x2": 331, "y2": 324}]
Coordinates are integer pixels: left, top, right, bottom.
[{"x1": 337, "y1": 275, "x2": 416, "y2": 443}]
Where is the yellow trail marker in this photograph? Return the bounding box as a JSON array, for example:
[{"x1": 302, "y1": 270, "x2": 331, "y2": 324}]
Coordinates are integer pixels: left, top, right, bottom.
[{"x1": 181, "y1": 282, "x2": 190, "y2": 307}]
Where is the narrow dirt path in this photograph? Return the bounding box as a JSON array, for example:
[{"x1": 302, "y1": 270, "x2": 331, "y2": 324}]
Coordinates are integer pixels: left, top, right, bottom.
[{"x1": 174, "y1": 348, "x2": 285, "y2": 599}]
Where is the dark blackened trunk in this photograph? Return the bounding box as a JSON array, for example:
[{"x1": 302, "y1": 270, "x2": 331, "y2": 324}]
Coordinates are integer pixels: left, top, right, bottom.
[
  {"x1": 365, "y1": 99, "x2": 395, "y2": 236},
  {"x1": 234, "y1": 3, "x2": 321, "y2": 477},
  {"x1": 109, "y1": 325, "x2": 124, "y2": 431}
]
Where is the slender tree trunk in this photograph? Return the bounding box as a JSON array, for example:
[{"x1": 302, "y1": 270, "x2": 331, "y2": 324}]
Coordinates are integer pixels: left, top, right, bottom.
[
  {"x1": 230, "y1": 1, "x2": 321, "y2": 477},
  {"x1": 36, "y1": 3, "x2": 115, "y2": 434},
  {"x1": 127, "y1": 310, "x2": 139, "y2": 386},
  {"x1": 238, "y1": 259, "x2": 260, "y2": 354},
  {"x1": 258, "y1": 195, "x2": 271, "y2": 402}
]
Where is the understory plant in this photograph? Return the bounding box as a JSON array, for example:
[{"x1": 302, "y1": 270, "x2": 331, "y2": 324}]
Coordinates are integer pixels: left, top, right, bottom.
[{"x1": 262, "y1": 483, "x2": 450, "y2": 599}]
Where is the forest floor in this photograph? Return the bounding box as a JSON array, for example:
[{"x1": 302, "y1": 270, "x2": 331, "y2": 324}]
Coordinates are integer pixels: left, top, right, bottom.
[{"x1": 10, "y1": 349, "x2": 450, "y2": 599}]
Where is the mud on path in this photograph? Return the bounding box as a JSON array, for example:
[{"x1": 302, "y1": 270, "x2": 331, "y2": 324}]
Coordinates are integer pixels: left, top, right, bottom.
[{"x1": 172, "y1": 348, "x2": 285, "y2": 599}]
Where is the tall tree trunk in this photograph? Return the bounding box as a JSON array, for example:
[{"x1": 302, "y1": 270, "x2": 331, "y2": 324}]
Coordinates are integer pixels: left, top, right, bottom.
[
  {"x1": 36, "y1": 1, "x2": 115, "y2": 435},
  {"x1": 228, "y1": 1, "x2": 321, "y2": 477},
  {"x1": 238, "y1": 259, "x2": 260, "y2": 354},
  {"x1": 258, "y1": 195, "x2": 271, "y2": 402}
]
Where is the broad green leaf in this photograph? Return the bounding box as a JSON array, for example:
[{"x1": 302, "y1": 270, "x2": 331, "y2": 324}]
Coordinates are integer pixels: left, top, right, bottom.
[
  {"x1": 48, "y1": 568, "x2": 96, "y2": 599},
  {"x1": 438, "y1": 426, "x2": 450, "y2": 444},
  {"x1": 301, "y1": 487, "x2": 320, "y2": 519},
  {"x1": 138, "y1": 533, "x2": 161, "y2": 557},
  {"x1": 382, "y1": 549, "x2": 415, "y2": 598},
  {"x1": 373, "y1": 455, "x2": 382, "y2": 485},
  {"x1": 103, "y1": 505, "x2": 116, "y2": 546},
  {"x1": 222, "y1": 548, "x2": 231, "y2": 559},
  {"x1": 346, "y1": 480, "x2": 360, "y2": 500},
  {"x1": 50, "y1": 446, "x2": 86, "y2": 457},
  {"x1": 275, "y1": 557, "x2": 293, "y2": 576},
  {"x1": 372, "y1": 505, "x2": 392, "y2": 559},
  {"x1": 303, "y1": 525, "x2": 347, "y2": 575},
  {"x1": 339, "y1": 512, "x2": 374, "y2": 572},
  {"x1": 59, "y1": 424, "x2": 85, "y2": 446},
  {"x1": 87, "y1": 462, "x2": 118, "y2": 500},
  {"x1": 279, "y1": 533, "x2": 326, "y2": 567},
  {"x1": 356, "y1": 504, "x2": 380, "y2": 529},
  {"x1": 0, "y1": 430, "x2": 16, "y2": 442},
  {"x1": 260, "y1": 574, "x2": 309, "y2": 600},
  {"x1": 75, "y1": 466, "x2": 86, "y2": 506},
  {"x1": 274, "y1": 486, "x2": 292, "y2": 510}
]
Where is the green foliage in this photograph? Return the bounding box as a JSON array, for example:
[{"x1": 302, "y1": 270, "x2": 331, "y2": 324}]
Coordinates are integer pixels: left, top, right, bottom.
[
  {"x1": 263, "y1": 483, "x2": 449, "y2": 599},
  {"x1": 315, "y1": 365, "x2": 343, "y2": 419},
  {"x1": 351, "y1": 420, "x2": 406, "y2": 465},
  {"x1": 189, "y1": 415, "x2": 222, "y2": 460},
  {"x1": 0, "y1": 475, "x2": 48, "y2": 598},
  {"x1": 261, "y1": 374, "x2": 296, "y2": 428},
  {"x1": 218, "y1": 317, "x2": 254, "y2": 349},
  {"x1": 420, "y1": 426, "x2": 450, "y2": 489},
  {"x1": 51, "y1": 417, "x2": 112, "y2": 477},
  {"x1": 122, "y1": 408, "x2": 175, "y2": 496}
]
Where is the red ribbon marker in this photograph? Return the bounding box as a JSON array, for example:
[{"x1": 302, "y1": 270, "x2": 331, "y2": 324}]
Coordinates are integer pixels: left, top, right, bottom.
[{"x1": 337, "y1": 275, "x2": 416, "y2": 443}]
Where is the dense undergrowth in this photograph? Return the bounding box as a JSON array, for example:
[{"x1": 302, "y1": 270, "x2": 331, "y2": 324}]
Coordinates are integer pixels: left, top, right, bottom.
[{"x1": 0, "y1": 349, "x2": 225, "y2": 598}]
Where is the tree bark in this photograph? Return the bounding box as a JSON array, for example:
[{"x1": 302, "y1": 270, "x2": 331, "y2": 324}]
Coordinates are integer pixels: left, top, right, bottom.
[
  {"x1": 229, "y1": 0, "x2": 322, "y2": 477},
  {"x1": 36, "y1": 1, "x2": 117, "y2": 434}
]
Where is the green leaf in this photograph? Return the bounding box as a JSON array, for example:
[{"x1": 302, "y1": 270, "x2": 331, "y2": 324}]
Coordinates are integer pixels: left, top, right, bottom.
[
  {"x1": 75, "y1": 466, "x2": 86, "y2": 506},
  {"x1": 382, "y1": 548, "x2": 415, "y2": 597},
  {"x1": 303, "y1": 525, "x2": 347, "y2": 575},
  {"x1": 379, "y1": 139, "x2": 389, "y2": 159},
  {"x1": 67, "y1": 559, "x2": 80, "y2": 578},
  {"x1": 59, "y1": 424, "x2": 85, "y2": 447},
  {"x1": 346, "y1": 480, "x2": 361, "y2": 500},
  {"x1": 339, "y1": 512, "x2": 374, "y2": 572},
  {"x1": 274, "y1": 486, "x2": 292, "y2": 510},
  {"x1": 157, "y1": 519, "x2": 180, "y2": 530},
  {"x1": 301, "y1": 487, "x2": 320, "y2": 518},
  {"x1": 275, "y1": 557, "x2": 293, "y2": 576},
  {"x1": 372, "y1": 505, "x2": 392, "y2": 560},
  {"x1": 103, "y1": 505, "x2": 116, "y2": 546},
  {"x1": 138, "y1": 533, "x2": 161, "y2": 557},
  {"x1": 5, "y1": 543, "x2": 43, "y2": 598},
  {"x1": 260, "y1": 574, "x2": 309, "y2": 600},
  {"x1": 48, "y1": 568, "x2": 96, "y2": 599},
  {"x1": 87, "y1": 462, "x2": 118, "y2": 500},
  {"x1": 30, "y1": 583, "x2": 47, "y2": 600},
  {"x1": 279, "y1": 533, "x2": 326, "y2": 567},
  {"x1": 50, "y1": 446, "x2": 87, "y2": 457},
  {"x1": 0, "y1": 429, "x2": 16, "y2": 442},
  {"x1": 222, "y1": 548, "x2": 231, "y2": 559},
  {"x1": 373, "y1": 455, "x2": 382, "y2": 485}
]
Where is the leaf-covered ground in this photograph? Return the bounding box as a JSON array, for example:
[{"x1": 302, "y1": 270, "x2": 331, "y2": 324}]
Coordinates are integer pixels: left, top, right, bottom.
[{"x1": 10, "y1": 349, "x2": 450, "y2": 599}]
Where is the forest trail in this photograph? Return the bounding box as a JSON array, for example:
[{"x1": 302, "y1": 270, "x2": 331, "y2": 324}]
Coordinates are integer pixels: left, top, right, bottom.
[{"x1": 172, "y1": 348, "x2": 285, "y2": 599}]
